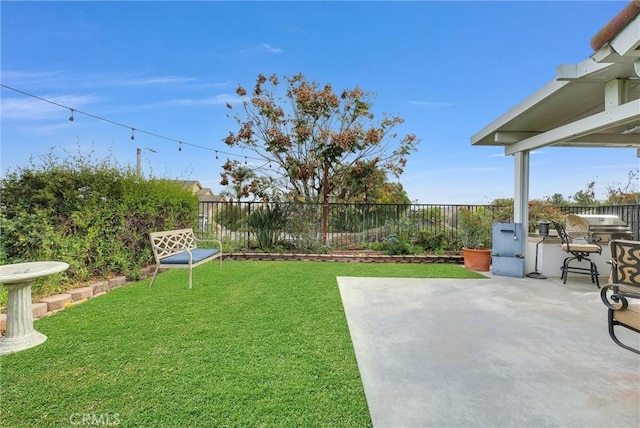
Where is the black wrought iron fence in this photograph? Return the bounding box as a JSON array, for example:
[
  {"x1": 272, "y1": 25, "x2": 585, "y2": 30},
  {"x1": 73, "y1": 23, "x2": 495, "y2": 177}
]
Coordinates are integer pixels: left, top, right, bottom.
[{"x1": 198, "y1": 201, "x2": 639, "y2": 250}]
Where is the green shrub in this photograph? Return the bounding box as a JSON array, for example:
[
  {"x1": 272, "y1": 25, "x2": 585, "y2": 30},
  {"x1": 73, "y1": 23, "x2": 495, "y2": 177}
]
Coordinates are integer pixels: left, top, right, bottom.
[
  {"x1": 380, "y1": 218, "x2": 424, "y2": 255},
  {"x1": 246, "y1": 204, "x2": 287, "y2": 250},
  {"x1": 491, "y1": 198, "x2": 565, "y2": 231},
  {"x1": 0, "y1": 151, "x2": 198, "y2": 303},
  {"x1": 382, "y1": 234, "x2": 423, "y2": 255},
  {"x1": 214, "y1": 203, "x2": 247, "y2": 231},
  {"x1": 281, "y1": 202, "x2": 322, "y2": 252},
  {"x1": 457, "y1": 207, "x2": 493, "y2": 249},
  {"x1": 417, "y1": 230, "x2": 448, "y2": 254}
]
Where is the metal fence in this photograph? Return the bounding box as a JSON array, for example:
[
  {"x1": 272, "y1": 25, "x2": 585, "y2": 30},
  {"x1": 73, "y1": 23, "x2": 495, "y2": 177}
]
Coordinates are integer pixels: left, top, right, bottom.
[{"x1": 198, "y1": 201, "x2": 639, "y2": 250}]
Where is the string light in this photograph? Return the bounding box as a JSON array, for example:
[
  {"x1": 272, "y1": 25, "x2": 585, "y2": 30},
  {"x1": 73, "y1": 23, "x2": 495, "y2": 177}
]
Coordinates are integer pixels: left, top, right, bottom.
[{"x1": 0, "y1": 83, "x2": 265, "y2": 164}]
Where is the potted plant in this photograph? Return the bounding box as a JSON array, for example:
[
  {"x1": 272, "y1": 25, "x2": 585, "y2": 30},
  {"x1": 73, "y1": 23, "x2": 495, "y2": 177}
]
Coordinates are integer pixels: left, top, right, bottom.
[{"x1": 458, "y1": 207, "x2": 493, "y2": 271}]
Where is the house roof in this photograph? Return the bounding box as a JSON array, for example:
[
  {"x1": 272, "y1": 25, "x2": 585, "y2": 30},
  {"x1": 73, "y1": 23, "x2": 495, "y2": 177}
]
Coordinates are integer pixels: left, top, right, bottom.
[
  {"x1": 172, "y1": 180, "x2": 202, "y2": 190},
  {"x1": 591, "y1": 1, "x2": 640, "y2": 51},
  {"x1": 471, "y1": 1, "x2": 640, "y2": 155},
  {"x1": 169, "y1": 179, "x2": 220, "y2": 200},
  {"x1": 199, "y1": 194, "x2": 223, "y2": 202}
]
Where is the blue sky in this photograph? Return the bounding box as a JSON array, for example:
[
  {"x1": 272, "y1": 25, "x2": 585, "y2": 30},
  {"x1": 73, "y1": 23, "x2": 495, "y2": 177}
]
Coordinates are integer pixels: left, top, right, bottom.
[{"x1": 1, "y1": 1, "x2": 637, "y2": 204}]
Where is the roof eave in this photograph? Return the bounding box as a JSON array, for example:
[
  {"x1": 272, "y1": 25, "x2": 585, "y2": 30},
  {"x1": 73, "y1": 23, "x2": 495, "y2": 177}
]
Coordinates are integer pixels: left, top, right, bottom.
[
  {"x1": 470, "y1": 79, "x2": 569, "y2": 148},
  {"x1": 471, "y1": 5, "x2": 640, "y2": 152}
]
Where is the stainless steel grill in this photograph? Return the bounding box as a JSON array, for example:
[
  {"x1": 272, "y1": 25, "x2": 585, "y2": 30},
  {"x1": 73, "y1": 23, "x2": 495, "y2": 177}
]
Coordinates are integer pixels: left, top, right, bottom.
[{"x1": 566, "y1": 214, "x2": 633, "y2": 242}]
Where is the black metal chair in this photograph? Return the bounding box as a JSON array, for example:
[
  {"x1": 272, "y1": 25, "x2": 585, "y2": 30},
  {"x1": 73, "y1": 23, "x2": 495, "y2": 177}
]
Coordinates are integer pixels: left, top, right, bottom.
[
  {"x1": 600, "y1": 239, "x2": 640, "y2": 354},
  {"x1": 550, "y1": 220, "x2": 602, "y2": 288}
]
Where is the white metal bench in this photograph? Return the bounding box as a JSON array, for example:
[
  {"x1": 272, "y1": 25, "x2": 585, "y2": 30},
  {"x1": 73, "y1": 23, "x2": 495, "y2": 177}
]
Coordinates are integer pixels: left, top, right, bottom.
[{"x1": 148, "y1": 228, "x2": 222, "y2": 289}]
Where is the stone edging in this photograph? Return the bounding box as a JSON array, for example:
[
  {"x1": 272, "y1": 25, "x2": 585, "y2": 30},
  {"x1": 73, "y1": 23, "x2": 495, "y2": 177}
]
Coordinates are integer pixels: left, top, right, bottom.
[{"x1": 225, "y1": 252, "x2": 463, "y2": 264}]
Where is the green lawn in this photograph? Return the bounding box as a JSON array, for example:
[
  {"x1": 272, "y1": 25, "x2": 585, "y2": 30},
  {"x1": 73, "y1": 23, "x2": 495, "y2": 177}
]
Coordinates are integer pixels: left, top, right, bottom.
[{"x1": 0, "y1": 261, "x2": 484, "y2": 427}]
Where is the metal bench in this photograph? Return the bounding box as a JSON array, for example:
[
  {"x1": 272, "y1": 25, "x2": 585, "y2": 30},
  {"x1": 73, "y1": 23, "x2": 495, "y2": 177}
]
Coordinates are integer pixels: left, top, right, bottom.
[
  {"x1": 600, "y1": 239, "x2": 640, "y2": 354},
  {"x1": 149, "y1": 228, "x2": 222, "y2": 289}
]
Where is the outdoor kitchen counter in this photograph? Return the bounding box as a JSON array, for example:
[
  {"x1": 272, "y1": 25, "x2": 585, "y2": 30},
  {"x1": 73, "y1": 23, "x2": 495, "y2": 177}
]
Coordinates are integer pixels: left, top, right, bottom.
[{"x1": 525, "y1": 235, "x2": 612, "y2": 282}]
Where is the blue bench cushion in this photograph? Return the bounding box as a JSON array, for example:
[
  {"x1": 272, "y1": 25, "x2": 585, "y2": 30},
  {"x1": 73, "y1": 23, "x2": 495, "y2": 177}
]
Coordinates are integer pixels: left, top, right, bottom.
[{"x1": 161, "y1": 248, "x2": 220, "y2": 265}]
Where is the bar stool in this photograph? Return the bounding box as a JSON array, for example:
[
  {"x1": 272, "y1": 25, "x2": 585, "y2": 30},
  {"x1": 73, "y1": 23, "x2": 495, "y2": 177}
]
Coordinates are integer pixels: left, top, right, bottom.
[{"x1": 550, "y1": 220, "x2": 602, "y2": 288}]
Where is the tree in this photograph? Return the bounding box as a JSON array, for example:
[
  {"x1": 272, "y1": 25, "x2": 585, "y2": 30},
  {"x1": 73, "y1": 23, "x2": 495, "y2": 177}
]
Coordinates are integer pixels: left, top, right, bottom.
[
  {"x1": 547, "y1": 193, "x2": 568, "y2": 206},
  {"x1": 334, "y1": 160, "x2": 409, "y2": 204},
  {"x1": 605, "y1": 169, "x2": 640, "y2": 204},
  {"x1": 375, "y1": 183, "x2": 412, "y2": 205},
  {"x1": 222, "y1": 73, "x2": 420, "y2": 203},
  {"x1": 335, "y1": 159, "x2": 385, "y2": 203},
  {"x1": 570, "y1": 181, "x2": 598, "y2": 206}
]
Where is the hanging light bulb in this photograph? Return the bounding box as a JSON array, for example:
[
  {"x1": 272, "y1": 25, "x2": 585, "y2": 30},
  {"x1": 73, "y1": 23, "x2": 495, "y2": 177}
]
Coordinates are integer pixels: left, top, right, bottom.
[
  {"x1": 215, "y1": 151, "x2": 218, "y2": 160},
  {"x1": 68, "y1": 109, "x2": 75, "y2": 122},
  {"x1": 244, "y1": 156, "x2": 247, "y2": 165},
  {"x1": 178, "y1": 142, "x2": 182, "y2": 152},
  {"x1": 130, "y1": 128, "x2": 135, "y2": 140}
]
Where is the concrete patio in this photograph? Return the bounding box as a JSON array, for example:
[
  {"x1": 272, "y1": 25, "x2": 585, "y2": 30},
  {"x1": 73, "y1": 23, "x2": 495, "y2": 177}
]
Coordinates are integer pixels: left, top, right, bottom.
[{"x1": 338, "y1": 272, "x2": 639, "y2": 428}]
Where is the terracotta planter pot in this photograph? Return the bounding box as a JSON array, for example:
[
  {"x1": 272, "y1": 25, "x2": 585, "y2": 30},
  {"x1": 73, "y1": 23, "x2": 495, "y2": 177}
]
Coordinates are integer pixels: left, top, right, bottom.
[{"x1": 462, "y1": 248, "x2": 492, "y2": 271}]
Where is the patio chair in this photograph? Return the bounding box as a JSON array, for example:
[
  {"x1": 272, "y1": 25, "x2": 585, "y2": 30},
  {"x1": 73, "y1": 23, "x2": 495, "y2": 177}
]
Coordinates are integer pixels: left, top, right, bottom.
[
  {"x1": 600, "y1": 239, "x2": 640, "y2": 354},
  {"x1": 550, "y1": 220, "x2": 602, "y2": 288}
]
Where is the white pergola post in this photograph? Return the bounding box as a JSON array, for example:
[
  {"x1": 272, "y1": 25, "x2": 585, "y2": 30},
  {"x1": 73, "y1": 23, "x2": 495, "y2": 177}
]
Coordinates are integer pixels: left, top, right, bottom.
[{"x1": 513, "y1": 151, "x2": 530, "y2": 259}]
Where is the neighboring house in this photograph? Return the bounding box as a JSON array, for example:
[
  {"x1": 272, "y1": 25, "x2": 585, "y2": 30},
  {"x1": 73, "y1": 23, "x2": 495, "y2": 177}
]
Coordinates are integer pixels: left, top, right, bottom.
[
  {"x1": 170, "y1": 180, "x2": 222, "y2": 231},
  {"x1": 170, "y1": 180, "x2": 222, "y2": 202}
]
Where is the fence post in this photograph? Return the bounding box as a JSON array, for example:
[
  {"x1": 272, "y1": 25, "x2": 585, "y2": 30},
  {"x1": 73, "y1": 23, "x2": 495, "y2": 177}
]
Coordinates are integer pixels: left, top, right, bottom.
[
  {"x1": 322, "y1": 161, "x2": 329, "y2": 245},
  {"x1": 246, "y1": 202, "x2": 252, "y2": 250}
]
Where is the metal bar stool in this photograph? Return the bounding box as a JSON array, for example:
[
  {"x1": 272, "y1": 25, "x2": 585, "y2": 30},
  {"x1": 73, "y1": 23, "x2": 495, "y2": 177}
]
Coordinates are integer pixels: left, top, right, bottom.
[{"x1": 550, "y1": 220, "x2": 602, "y2": 288}]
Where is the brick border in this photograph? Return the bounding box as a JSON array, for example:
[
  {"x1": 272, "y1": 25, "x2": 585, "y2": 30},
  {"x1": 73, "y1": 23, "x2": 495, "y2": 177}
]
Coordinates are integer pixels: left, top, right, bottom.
[{"x1": 226, "y1": 252, "x2": 463, "y2": 264}]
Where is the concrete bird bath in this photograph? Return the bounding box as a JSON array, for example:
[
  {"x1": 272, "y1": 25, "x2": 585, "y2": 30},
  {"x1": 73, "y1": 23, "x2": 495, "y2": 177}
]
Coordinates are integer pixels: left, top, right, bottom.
[{"x1": 0, "y1": 261, "x2": 69, "y2": 355}]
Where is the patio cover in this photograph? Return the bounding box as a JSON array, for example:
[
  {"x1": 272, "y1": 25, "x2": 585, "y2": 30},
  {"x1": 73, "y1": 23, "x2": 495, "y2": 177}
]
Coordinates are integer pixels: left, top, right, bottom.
[{"x1": 471, "y1": 1, "x2": 640, "y2": 250}]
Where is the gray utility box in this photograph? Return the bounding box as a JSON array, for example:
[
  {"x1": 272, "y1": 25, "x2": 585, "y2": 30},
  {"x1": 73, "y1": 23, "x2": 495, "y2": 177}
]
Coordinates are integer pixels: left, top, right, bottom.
[{"x1": 491, "y1": 222, "x2": 525, "y2": 278}]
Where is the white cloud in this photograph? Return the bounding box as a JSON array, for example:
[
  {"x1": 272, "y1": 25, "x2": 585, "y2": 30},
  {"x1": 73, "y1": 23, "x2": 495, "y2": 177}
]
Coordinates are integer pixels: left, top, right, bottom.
[
  {"x1": 3, "y1": 69, "x2": 210, "y2": 90},
  {"x1": 407, "y1": 101, "x2": 455, "y2": 108},
  {"x1": 431, "y1": 166, "x2": 503, "y2": 173},
  {"x1": 1, "y1": 70, "x2": 68, "y2": 88},
  {"x1": 260, "y1": 43, "x2": 283, "y2": 54},
  {"x1": 159, "y1": 94, "x2": 241, "y2": 107},
  {"x1": 1, "y1": 94, "x2": 100, "y2": 121},
  {"x1": 240, "y1": 43, "x2": 284, "y2": 55},
  {"x1": 109, "y1": 75, "x2": 197, "y2": 87},
  {"x1": 189, "y1": 81, "x2": 235, "y2": 90}
]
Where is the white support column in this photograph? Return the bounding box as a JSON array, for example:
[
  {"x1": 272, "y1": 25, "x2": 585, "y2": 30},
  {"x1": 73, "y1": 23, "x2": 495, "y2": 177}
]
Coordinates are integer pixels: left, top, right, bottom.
[
  {"x1": 604, "y1": 79, "x2": 629, "y2": 109},
  {"x1": 513, "y1": 151, "x2": 530, "y2": 256}
]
